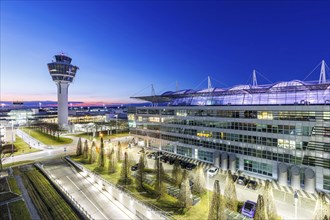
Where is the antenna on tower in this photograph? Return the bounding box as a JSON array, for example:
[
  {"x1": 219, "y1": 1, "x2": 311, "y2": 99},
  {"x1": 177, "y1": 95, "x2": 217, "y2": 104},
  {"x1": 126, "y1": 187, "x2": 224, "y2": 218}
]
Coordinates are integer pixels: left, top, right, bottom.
[
  {"x1": 319, "y1": 60, "x2": 326, "y2": 84},
  {"x1": 252, "y1": 69, "x2": 258, "y2": 87},
  {"x1": 176, "y1": 81, "x2": 179, "y2": 91},
  {"x1": 208, "y1": 76, "x2": 212, "y2": 91}
]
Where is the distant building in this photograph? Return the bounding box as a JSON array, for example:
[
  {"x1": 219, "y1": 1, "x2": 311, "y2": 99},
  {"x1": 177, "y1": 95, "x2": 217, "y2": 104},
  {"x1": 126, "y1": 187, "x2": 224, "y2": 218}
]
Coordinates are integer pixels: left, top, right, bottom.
[{"x1": 0, "y1": 125, "x2": 6, "y2": 144}]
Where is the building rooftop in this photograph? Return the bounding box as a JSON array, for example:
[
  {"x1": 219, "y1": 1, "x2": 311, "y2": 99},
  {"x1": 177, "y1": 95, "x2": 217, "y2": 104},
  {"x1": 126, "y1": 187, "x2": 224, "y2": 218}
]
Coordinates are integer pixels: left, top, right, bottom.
[{"x1": 132, "y1": 61, "x2": 330, "y2": 106}]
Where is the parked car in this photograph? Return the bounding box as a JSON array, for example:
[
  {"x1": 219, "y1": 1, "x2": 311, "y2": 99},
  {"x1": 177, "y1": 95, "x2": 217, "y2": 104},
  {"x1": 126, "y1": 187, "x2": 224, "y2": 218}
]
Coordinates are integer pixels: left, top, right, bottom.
[
  {"x1": 207, "y1": 167, "x2": 219, "y2": 177},
  {"x1": 160, "y1": 156, "x2": 169, "y2": 163},
  {"x1": 131, "y1": 164, "x2": 139, "y2": 171},
  {"x1": 241, "y1": 200, "x2": 257, "y2": 218},
  {"x1": 232, "y1": 174, "x2": 238, "y2": 182},
  {"x1": 185, "y1": 163, "x2": 197, "y2": 170},
  {"x1": 247, "y1": 180, "x2": 258, "y2": 190},
  {"x1": 167, "y1": 157, "x2": 176, "y2": 165},
  {"x1": 237, "y1": 176, "x2": 248, "y2": 185}
]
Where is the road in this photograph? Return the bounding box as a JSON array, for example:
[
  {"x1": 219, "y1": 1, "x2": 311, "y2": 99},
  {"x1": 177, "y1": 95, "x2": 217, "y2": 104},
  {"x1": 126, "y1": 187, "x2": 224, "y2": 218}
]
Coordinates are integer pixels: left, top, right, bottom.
[
  {"x1": 42, "y1": 158, "x2": 137, "y2": 220},
  {"x1": 3, "y1": 129, "x2": 131, "y2": 165}
]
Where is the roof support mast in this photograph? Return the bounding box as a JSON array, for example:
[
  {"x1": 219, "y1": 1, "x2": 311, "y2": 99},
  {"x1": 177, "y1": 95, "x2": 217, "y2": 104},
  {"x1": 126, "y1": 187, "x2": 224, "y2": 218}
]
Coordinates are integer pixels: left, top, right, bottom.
[
  {"x1": 208, "y1": 76, "x2": 212, "y2": 91},
  {"x1": 319, "y1": 60, "x2": 326, "y2": 84},
  {"x1": 253, "y1": 69, "x2": 258, "y2": 87}
]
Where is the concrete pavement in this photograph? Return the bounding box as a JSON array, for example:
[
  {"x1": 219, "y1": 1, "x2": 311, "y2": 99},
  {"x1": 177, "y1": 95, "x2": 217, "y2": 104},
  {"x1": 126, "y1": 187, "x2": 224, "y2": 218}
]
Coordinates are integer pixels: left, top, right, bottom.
[{"x1": 42, "y1": 158, "x2": 137, "y2": 220}]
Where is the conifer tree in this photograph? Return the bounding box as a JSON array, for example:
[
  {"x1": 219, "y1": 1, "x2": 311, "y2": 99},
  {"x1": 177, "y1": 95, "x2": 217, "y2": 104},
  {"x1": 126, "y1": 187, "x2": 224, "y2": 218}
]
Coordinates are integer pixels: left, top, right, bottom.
[
  {"x1": 76, "y1": 137, "x2": 82, "y2": 156},
  {"x1": 154, "y1": 161, "x2": 166, "y2": 198},
  {"x1": 88, "y1": 141, "x2": 96, "y2": 164},
  {"x1": 117, "y1": 141, "x2": 122, "y2": 162},
  {"x1": 224, "y1": 170, "x2": 238, "y2": 211},
  {"x1": 178, "y1": 170, "x2": 192, "y2": 209},
  {"x1": 119, "y1": 152, "x2": 131, "y2": 185},
  {"x1": 254, "y1": 194, "x2": 267, "y2": 220},
  {"x1": 313, "y1": 192, "x2": 330, "y2": 220},
  {"x1": 263, "y1": 180, "x2": 277, "y2": 220},
  {"x1": 108, "y1": 148, "x2": 117, "y2": 173},
  {"x1": 83, "y1": 139, "x2": 88, "y2": 159},
  {"x1": 98, "y1": 137, "x2": 105, "y2": 167},
  {"x1": 172, "y1": 159, "x2": 182, "y2": 186},
  {"x1": 208, "y1": 180, "x2": 226, "y2": 220},
  {"x1": 193, "y1": 165, "x2": 206, "y2": 195},
  {"x1": 136, "y1": 153, "x2": 145, "y2": 189}
]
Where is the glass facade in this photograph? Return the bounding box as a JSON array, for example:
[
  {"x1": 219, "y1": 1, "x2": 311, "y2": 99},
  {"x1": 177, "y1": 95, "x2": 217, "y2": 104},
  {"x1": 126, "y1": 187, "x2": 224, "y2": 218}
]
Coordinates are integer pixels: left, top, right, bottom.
[
  {"x1": 244, "y1": 159, "x2": 272, "y2": 177},
  {"x1": 129, "y1": 79, "x2": 330, "y2": 191},
  {"x1": 324, "y1": 175, "x2": 330, "y2": 191},
  {"x1": 197, "y1": 150, "x2": 213, "y2": 163},
  {"x1": 177, "y1": 146, "x2": 192, "y2": 158}
]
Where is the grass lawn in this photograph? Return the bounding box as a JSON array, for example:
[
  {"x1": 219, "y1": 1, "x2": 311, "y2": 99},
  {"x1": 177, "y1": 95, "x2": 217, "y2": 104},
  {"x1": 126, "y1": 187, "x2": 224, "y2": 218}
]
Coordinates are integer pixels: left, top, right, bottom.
[
  {"x1": 73, "y1": 132, "x2": 130, "y2": 141},
  {"x1": 2, "y1": 161, "x2": 34, "y2": 169},
  {"x1": 8, "y1": 200, "x2": 32, "y2": 220},
  {"x1": 0, "y1": 204, "x2": 10, "y2": 220},
  {"x1": 0, "y1": 192, "x2": 20, "y2": 203},
  {"x1": 7, "y1": 177, "x2": 21, "y2": 195},
  {"x1": 72, "y1": 156, "x2": 183, "y2": 216},
  {"x1": 21, "y1": 168, "x2": 79, "y2": 220},
  {"x1": 72, "y1": 155, "x2": 245, "y2": 220},
  {"x1": 11, "y1": 136, "x2": 40, "y2": 156},
  {"x1": 21, "y1": 127, "x2": 72, "y2": 146}
]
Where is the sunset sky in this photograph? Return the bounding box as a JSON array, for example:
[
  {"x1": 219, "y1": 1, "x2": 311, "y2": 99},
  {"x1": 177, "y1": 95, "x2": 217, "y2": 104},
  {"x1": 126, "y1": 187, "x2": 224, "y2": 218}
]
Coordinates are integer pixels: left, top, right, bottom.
[{"x1": 1, "y1": 1, "x2": 329, "y2": 104}]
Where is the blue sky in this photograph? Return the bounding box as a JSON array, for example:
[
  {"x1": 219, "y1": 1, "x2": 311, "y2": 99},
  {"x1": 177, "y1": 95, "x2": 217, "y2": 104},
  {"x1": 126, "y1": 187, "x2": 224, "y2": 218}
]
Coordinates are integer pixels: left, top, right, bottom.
[{"x1": 1, "y1": 0, "x2": 329, "y2": 103}]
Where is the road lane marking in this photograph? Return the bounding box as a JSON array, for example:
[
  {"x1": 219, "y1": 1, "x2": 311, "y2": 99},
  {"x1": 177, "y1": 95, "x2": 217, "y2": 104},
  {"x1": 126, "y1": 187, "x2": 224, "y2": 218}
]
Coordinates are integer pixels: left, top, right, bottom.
[
  {"x1": 66, "y1": 176, "x2": 108, "y2": 219},
  {"x1": 76, "y1": 172, "x2": 135, "y2": 219}
]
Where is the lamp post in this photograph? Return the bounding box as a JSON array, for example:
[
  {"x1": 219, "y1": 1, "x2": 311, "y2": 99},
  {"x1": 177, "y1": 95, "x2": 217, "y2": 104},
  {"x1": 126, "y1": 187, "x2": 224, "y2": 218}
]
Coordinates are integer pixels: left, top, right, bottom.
[
  {"x1": 294, "y1": 190, "x2": 298, "y2": 219},
  {"x1": 115, "y1": 114, "x2": 118, "y2": 132}
]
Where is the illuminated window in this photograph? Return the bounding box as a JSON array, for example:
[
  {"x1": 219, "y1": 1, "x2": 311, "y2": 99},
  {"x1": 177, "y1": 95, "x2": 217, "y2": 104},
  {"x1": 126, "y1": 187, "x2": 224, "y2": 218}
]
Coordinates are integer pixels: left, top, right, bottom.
[
  {"x1": 128, "y1": 114, "x2": 135, "y2": 120},
  {"x1": 278, "y1": 139, "x2": 296, "y2": 149},
  {"x1": 149, "y1": 117, "x2": 160, "y2": 122},
  {"x1": 176, "y1": 110, "x2": 187, "y2": 116},
  {"x1": 257, "y1": 111, "x2": 273, "y2": 120}
]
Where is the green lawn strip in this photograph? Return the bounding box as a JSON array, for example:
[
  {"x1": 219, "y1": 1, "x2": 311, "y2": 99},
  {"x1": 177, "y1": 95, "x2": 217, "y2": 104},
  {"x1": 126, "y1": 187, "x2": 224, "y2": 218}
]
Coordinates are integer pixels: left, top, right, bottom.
[
  {"x1": 21, "y1": 128, "x2": 72, "y2": 146},
  {"x1": 8, "y1": 200, "x2": 32, "y2": 220},
  {"x1": 10, "y1": 136, "x2": 40, "y2": 156},
  {"x1": 0, "y1": 192, "x2": 20, "y2": 203},
  {"x1": 0, "y1": 204, "x2": 10, "y2": 220},
  {"x1": 3, "y1": 161, "x2": 34, "y2": 169},
  {"x1": 21, "y1": 172, "x2": 53, "y2": 220},
  {"x1": 0, "y1": 178, "x2": 9, "y2": 192},
  {"x1": 74, "y1": 156, "x2": 182, "y2": 215},
  {"x1": 72, "y1": 132, "x2": 130, "y2": 141},
  {"x1": 7, "y1": 177, "x2": 21, "y2": 195},
  {"x1": 24, "y1": 169, "x2": 79, "y2": 220}
]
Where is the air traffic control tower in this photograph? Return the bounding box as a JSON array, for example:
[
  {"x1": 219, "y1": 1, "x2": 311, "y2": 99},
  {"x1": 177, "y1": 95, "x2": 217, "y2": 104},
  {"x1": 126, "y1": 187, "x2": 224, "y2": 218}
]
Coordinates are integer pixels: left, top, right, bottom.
[{"x1": 47, "y1": 54, "x2": 79, "y2": 128}]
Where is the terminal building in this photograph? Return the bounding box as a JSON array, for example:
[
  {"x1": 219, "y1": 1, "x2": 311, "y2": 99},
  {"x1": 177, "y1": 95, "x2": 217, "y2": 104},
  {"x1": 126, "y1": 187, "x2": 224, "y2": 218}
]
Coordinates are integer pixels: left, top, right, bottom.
[{"x1": 129, "y1": 61, "x2": 330, "y2": 193}]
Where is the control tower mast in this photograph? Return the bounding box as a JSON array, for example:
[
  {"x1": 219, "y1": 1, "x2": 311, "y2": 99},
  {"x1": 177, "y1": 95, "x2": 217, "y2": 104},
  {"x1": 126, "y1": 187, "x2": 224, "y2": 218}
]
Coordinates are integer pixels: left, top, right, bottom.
[{"x1": 47, "y1": 54, "x2": 79, "y2": 128}]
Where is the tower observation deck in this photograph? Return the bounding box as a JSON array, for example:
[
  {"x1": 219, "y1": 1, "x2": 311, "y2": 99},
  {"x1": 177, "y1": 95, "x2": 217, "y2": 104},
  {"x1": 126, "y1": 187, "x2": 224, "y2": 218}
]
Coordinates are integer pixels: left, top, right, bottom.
[{"x1": 47, "y1": 54, "x2": 79, "y2": 128}]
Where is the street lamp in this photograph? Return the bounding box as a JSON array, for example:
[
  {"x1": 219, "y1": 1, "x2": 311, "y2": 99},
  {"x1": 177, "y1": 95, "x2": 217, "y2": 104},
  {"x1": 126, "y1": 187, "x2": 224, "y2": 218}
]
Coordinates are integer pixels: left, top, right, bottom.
[
  {"x1": 115, "y1": 114, "x2": 118, "y2": 132},
  {"x1": 294, "y1": 190, "x2": 299, "y2": 219}
]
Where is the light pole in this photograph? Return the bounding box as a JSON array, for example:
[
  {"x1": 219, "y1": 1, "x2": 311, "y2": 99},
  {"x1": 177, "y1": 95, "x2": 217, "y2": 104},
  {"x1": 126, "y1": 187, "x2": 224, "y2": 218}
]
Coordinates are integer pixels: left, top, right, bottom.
[
  {"x1": 115, "y1": 115, "x2": 118, "y2": 132},
  {"x1": 294, "y1": 190, "x2": 298, "y2": 219},
  {"x1": 11, "y1": 120, "x2": 14, "y2": 154}
]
